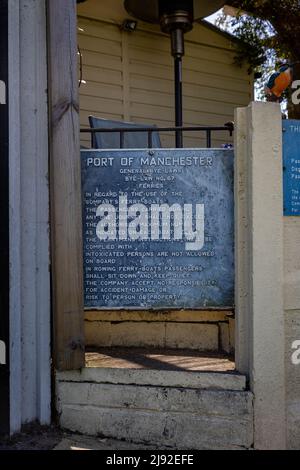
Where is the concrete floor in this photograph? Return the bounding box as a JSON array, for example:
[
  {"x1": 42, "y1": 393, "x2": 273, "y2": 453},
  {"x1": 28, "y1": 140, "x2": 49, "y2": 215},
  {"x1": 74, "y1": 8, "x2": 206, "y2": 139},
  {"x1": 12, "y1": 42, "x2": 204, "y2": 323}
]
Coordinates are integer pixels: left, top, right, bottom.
[
  {"x1": 54, "y1": 435, "x2": 161, "y2": 450},
  {"x1": 85, "y1": 347, "x2": 235, "y2": 372},
  {"x1": 0, "y1": 424, "x2": 159, "y2": 450}
]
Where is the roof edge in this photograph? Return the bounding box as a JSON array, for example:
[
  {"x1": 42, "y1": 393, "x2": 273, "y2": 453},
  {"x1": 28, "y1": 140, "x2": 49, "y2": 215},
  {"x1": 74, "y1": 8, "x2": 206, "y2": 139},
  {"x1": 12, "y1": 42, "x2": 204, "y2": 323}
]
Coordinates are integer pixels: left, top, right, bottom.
[{"x1": 198, "y1": 18, "x2": 243, "y2": 45}]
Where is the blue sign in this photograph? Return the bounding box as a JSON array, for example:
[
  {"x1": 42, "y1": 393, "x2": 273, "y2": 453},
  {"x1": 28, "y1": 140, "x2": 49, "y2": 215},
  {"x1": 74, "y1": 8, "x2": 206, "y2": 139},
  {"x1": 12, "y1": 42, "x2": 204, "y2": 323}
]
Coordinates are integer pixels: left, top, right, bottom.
[
  {"x1": 81, "y1": 149, "x2": 234, "y2": 309},
  {"x1": 283, "y1": 120, "x2": 300, "y2": 216}
]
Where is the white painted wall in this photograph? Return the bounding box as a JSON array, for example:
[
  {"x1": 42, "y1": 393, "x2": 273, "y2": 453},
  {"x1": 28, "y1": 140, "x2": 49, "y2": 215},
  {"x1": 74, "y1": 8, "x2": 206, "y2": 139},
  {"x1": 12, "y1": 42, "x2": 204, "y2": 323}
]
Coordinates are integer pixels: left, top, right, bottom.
[
  {"x1": 9, "y1": 0, "x2": 51, "y2": 433},
  {"x1": 235, "y1": 107, "x2": 300, "y2": 450}
]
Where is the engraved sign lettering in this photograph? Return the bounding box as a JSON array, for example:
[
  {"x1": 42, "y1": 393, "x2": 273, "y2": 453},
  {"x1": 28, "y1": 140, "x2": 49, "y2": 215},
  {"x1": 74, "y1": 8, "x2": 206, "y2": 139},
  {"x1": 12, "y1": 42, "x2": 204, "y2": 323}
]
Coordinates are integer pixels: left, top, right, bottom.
[{"x1": 81, "y1": 149, "x2": 234, "y2": 309}]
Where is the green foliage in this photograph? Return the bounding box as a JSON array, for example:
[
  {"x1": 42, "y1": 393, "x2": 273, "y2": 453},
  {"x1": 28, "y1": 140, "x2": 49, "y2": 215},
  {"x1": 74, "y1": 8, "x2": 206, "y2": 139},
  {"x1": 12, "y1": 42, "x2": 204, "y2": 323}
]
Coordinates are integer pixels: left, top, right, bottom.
[
  {"x1": 230, "y1": 15, "x2": 272, "y2": 73},
  {"x1": 223, "y1": 0, "x2": 300, "y2": 65},
  {"x1": 217, "y1": 11, "x2": 284, "y2": 74},
  {"x1": 216, "y1": 1, "x2": 300, "y2": 114}
]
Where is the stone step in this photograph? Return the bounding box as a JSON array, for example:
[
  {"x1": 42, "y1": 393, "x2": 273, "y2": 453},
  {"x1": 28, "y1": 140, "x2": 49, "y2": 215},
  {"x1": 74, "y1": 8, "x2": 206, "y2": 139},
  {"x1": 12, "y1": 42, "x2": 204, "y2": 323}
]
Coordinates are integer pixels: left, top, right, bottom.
[
  {"x1": 56, "y1": 371, "x2": 253, "y2": 450},
  {"x1": 57, "y1": 381, "x2": 252, "y2": 415},
  {"x1": 59, "y1": 405, "x2": 253, "y2": 450},
  {"x1": 57, "y1": 367, "x2": 246, "y2": 391}
]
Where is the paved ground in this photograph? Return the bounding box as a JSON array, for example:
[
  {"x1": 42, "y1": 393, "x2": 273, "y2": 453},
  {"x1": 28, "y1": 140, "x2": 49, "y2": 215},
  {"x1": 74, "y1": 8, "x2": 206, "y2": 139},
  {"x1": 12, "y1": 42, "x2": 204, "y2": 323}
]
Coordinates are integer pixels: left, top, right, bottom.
[
  {"x1": 0, "y1": 424, "x2": 159, "y2": 451},
  {"x1": 54, "y1": 436, "x2": 159, "y2": 451},
  {"x1": 0, "y1": 424, "x2": 63, "y2": 450},
  {"x1": 86, "y1": 347, "x2": 235, "y2": 372}
]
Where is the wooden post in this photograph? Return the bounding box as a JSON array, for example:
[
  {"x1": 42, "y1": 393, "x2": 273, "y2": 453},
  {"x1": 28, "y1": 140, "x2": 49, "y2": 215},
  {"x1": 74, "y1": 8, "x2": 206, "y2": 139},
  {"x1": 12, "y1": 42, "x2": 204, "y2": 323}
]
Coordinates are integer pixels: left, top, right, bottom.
[{"x1": 47, "y1": 0, "x2": 85, "y2": 370}]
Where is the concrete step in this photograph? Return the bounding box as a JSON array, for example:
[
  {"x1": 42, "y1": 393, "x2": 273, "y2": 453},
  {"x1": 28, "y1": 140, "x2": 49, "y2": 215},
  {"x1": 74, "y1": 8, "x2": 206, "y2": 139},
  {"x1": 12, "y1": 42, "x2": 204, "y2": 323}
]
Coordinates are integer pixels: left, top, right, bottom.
[
  {"x1": 57, "y1": 367, "x2": 246, "y2": 391},
  {"x1": 56, "y1": 369, "x2": 253, "y2": 450}
]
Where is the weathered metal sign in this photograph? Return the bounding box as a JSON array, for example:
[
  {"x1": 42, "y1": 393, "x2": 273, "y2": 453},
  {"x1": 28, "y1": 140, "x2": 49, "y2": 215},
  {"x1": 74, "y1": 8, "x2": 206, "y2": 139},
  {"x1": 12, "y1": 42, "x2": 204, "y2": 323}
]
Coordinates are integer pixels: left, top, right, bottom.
[
  {"x1": 283, "y1": 120, "x2": 300, "y2": 216},
  {"x1": 81, "y1": 149, "x2": 234, "y2": 309},
  {"x1": 0, "y1": 0, "x2": 10, "y2": 434}
]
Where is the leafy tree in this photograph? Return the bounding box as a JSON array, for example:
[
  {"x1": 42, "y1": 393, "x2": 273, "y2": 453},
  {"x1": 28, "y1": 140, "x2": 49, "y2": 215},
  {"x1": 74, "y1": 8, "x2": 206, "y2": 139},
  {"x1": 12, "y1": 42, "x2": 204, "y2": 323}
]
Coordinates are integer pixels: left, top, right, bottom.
[{"x1": 221, "y1": 0, "x2": 300, "y2": 117}]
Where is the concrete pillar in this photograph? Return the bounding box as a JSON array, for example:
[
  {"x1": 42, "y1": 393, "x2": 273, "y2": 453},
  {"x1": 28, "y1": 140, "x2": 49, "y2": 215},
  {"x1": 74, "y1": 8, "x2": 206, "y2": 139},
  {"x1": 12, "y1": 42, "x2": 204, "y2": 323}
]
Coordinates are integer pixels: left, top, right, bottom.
[
  {"x1": 234, "y1": 102, "x2": 286, "y2": 449},
  {"x1": 234, "y1": 107, "x2": 249, "y2": 374}
]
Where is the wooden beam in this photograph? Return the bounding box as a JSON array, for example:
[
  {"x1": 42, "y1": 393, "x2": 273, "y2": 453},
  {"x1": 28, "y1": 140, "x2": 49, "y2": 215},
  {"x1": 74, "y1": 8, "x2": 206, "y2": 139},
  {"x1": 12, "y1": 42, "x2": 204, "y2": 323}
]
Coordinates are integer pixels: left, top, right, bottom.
[{"x1": 47, "y1": 0, "x2": 85, "y2": 370}]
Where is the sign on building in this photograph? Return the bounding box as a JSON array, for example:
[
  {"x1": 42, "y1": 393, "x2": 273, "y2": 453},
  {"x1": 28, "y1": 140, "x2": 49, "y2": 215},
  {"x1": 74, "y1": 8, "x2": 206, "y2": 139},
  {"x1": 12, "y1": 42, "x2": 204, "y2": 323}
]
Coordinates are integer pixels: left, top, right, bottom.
[
  {"x1": 283, "y1": 120, "x2": 300, "y2": 216},
  {"x1": 0, "y1": 0, "x2": 10, "y2": 434},
  {"x1": 81, "y1": 149, "x2": 234, "y2": 310}
]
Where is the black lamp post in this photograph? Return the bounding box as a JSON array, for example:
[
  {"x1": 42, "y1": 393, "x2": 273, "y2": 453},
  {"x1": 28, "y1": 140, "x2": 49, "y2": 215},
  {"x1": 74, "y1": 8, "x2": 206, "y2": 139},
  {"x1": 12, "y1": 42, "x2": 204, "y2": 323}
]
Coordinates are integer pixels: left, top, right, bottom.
[{"x1": 124, "y1": 0, "x2": 226, "y2": 147}]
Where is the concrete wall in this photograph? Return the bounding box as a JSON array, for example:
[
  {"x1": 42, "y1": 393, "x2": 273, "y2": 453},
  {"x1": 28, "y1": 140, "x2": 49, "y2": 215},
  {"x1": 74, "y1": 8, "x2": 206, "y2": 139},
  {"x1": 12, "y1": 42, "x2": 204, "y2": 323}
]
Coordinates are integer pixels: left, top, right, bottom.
[
  {"x1": 85, "y1": 310, "x2": 235, "y2": 353},
  {"x1": 284, "y1": 217, "x2": 300, "y2": 449},
  {"x1": 235, "y1": 102, "x2": 286, "y2": 449},
  {"x1": 235, "y1": 103, "x2": 300, "y2": 450}
]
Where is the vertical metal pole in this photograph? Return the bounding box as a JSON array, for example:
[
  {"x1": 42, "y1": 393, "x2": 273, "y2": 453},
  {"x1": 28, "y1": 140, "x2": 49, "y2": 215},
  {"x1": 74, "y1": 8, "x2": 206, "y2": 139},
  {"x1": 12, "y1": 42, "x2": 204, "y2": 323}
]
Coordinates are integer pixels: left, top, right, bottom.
[
  {"x1": 148, "y1": 130, "x2": 153, "y2": 149},
  {"x1": 206, "y1": 130, "x2": 212, "y2": 148},
  {"x1": 174, "y1": 56, "x2": 183, "y2": 148},
  {"x1": 120, "y1": 130, "x2": 125, "y2": 149}
]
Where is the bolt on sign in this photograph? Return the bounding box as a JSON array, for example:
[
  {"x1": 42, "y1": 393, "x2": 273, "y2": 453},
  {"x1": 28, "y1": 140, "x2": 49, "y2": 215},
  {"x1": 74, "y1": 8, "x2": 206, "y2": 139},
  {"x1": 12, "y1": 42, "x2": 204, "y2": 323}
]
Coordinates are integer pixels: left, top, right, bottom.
[
  {"x1": 81, "y1": 149, "x2": 234, "y2": 310},
  {"x1": 283, "y1": 120, "x2": 300, "y2": 216},
  {"x1": 0, "y1": 0, "x2": 10, "y2": 434}
]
